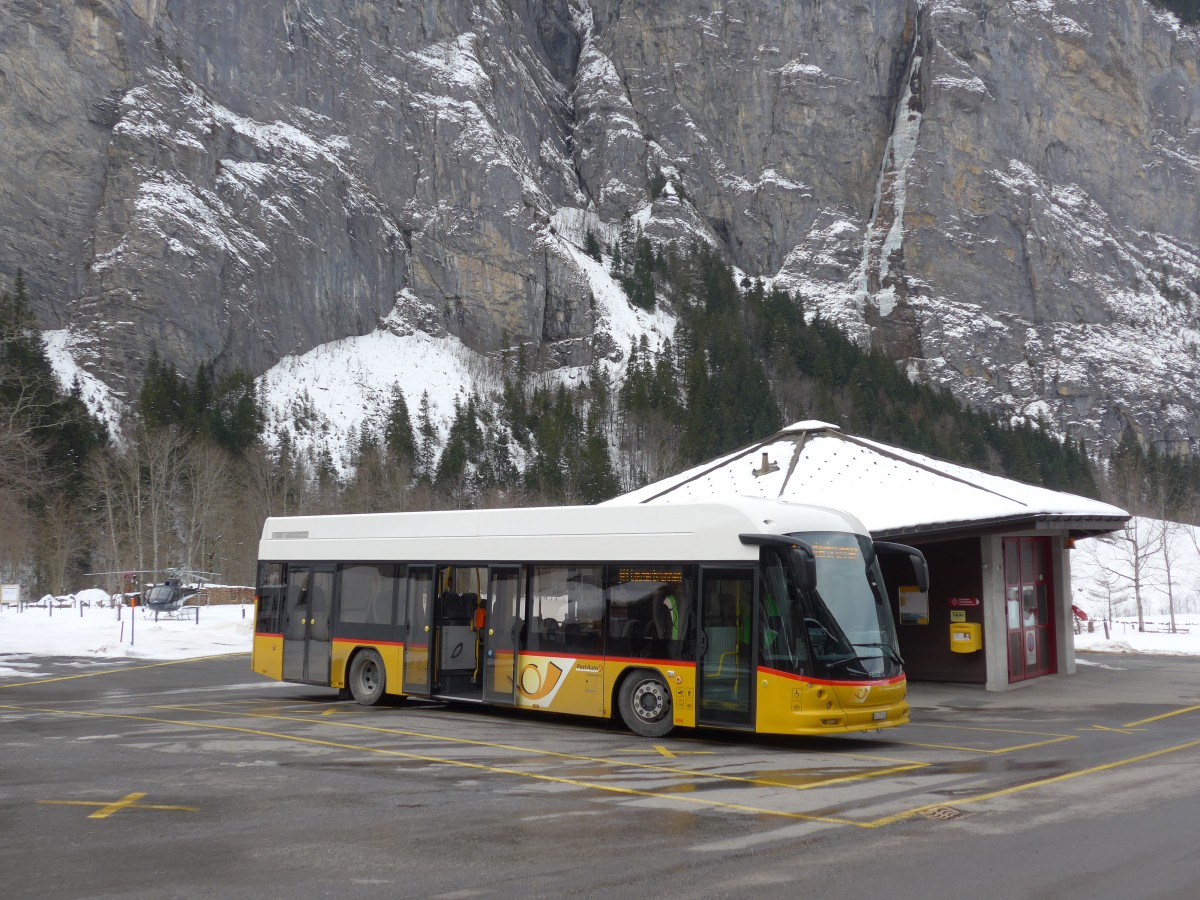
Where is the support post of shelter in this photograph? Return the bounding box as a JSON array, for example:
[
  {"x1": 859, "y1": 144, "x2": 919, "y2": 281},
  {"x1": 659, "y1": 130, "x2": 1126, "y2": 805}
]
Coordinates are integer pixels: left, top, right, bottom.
[
  {"x1": 1055, "y1": 535, "x2": 1075, "y2": 677},
  {"x1": 981, "y1": 535, "x2": 1009, "y2": 692}
]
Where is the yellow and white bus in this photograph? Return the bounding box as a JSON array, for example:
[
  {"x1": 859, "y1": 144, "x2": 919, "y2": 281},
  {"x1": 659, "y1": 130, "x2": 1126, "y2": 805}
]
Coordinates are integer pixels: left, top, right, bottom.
[{"x1": 252, "y1": 498, "x2": 927, "y2": 737}]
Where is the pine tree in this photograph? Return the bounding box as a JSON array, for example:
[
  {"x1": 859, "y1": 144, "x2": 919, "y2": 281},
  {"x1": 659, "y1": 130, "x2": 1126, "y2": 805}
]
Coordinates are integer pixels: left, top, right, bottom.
[
  {"x1": 0, "y1": 269, "x2": 105, "y2": 493},
  {"x1": 383, "y1": 384, "x2": 416, "y2": 470},
  {"x1": 212, "y1": 369, "x2": 262, "y2": 454},
  {"x1": 622, "y1": 236, "x2": 656, "y2": 310},
  {"x1": 415, "y1": 391, "x2": 437, "y2": 481},
  {"x1": 584, "y1": 228, "x2": 603, "y2": 262},
  {"x1": 1152, "y1": 0, "x2": 1199, "y2": 24},
  {"x1": 139, "y1": 351, "x2": 183, "y2": 428}
]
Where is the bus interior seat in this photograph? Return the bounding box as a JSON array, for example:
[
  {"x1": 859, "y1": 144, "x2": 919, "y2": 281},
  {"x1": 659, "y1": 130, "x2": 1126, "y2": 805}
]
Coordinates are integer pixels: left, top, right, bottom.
[
  {"x1": 651, "y1": 594, "x2": 670, "y2": 638},
  {"x1": 306, "y1": 584, "x2": 328, "y2": 633},
  {"x1": 365, "y1": 589, "x2": 390, "y2": 624},
  {"x1": 719, "y1": 592, "x2": 736, "y2": 625},
  {"x1": 439, "y1": 591, "x2": 466, "y2": 622},
  {"x1": 620, "y1": 619, "x2": 644, "y2": 654},
  {"x1": 460, "y1": 592, "x2": 479, "y2": 616},
  {"x1": 283, "y1": 583, "x2": 305, "y2": 634},
  {"x1": 563, "y1": 620, "x2": 581, "y2": 647},
  {"x1": 285, "y1": 583, "x2": 304, "y2": 610}
]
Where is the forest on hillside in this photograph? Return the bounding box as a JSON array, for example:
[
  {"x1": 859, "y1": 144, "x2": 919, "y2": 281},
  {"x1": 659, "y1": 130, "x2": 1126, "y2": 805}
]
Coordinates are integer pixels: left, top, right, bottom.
[
  {"x1": 1152, "y1": 0, "x2": 1200, "y2": 24},
  {"x1": 3, "y1": 245, "x2": 1200, "y2": 597}
]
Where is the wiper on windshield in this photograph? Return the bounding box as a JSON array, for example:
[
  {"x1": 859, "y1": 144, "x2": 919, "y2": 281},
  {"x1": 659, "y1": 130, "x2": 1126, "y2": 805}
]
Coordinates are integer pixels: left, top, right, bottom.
[
  {"x1": 853, "y1": 642, "x2": 905, "y2": 667},
  {"x1": 824, "y1": 655, "x2": 871, "y2": 675}
]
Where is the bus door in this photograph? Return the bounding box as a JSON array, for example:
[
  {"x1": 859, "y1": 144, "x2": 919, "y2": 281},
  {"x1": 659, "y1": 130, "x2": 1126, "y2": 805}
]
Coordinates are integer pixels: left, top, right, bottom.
[
  {"x1": 482, "y1": 566, "x2": 524, "y2": 705},
  {"x1": 402, "y1": 566, "x2": 434, "y2": 694},
  {"x1": 434, "y1": 566, "x2": 486, "y2": 698},
  {"x1": 696, "y1": 567, "x2": 755, "y2": 729},
  {"x1": 282, "y1": 566, "x2": 334, "y2": 684}
]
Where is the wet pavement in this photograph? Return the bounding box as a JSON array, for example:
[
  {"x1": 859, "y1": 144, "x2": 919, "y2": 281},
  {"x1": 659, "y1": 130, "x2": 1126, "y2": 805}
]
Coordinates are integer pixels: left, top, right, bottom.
[{"x1": 1, "y1": 652, "x2": 1198, "y2": 898}]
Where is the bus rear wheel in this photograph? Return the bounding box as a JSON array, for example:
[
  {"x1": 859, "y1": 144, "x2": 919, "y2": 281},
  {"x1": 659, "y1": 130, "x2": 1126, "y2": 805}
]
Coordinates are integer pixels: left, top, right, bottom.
[
  {"x1": 348, "y1": 649, "x2": 386, "y2": 706},
  {"x1": 618, "y1": 671, "x2": 674, "y2": 737}
]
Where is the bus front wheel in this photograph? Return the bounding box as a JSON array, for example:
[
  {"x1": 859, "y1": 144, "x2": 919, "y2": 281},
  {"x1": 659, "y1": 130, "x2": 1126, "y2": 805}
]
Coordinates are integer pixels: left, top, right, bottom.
[
  {"x1": 618, "y1": 671, "x2": 674, "y2": 738},
  {"x1": 348, "y1": 650, "x2": 386, "y2": 706}
]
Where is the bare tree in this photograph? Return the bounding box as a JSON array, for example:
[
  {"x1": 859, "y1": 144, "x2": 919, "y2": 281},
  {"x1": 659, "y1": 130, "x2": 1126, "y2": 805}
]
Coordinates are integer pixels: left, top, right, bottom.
[
  {"x1": 1089, "y1": 518, "x2": 1163, "y2": 632},
  {"x1": 36, "y1": 492, "x2": 87, "y2": 596},
  {"x1": 0, "y1": 489, "x2": 34, "y2": 586},
  {"x1": 617, "y1": 413, "x2": 683, "y2": 491},
  {"x1": 87, "y1": 422, "x2": 185, "y2": 582},
  {"x1": 86, "y1": 447, "x2": 131, "y2": 592},
  {"x1": 180, "y1": 440, "x2": 235, "y2": 576},
  {"x1": 140, "y1": 424, "x2": 184, "y2": 576},
  {"x1": 1159, "y1": 519, "x2": 1185, "y2": 633},
  {"x1": 1078, "y1": 537, "x2": 1133, "y2": 622},
  {"x1": 0, "y1": 365, "x2": 75, "y2": 595}
]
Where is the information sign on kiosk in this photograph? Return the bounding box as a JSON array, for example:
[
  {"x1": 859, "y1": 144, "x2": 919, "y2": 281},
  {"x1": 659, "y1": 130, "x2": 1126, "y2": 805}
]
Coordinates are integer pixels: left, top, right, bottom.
[{"x1": 898, "y1": 585, "x2": 929, "y2": 624}]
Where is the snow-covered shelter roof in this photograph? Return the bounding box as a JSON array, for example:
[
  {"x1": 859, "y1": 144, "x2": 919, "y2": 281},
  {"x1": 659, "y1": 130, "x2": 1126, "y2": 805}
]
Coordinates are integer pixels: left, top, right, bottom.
[{"x1": 606, "y1": 421, "x2": 1130, "y2": 540}]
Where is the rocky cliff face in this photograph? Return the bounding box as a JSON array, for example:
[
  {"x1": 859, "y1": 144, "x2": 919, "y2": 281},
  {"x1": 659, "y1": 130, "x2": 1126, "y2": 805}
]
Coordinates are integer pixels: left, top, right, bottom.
[{"x1": 1, "y1": 0, "x2": 1198, "y2": 455}]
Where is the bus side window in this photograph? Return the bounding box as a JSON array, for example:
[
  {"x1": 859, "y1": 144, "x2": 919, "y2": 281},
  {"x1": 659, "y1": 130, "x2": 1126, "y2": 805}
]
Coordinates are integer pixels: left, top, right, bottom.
[
  {"x1": 255, "y1": 562, "x2": 286, "y2": 634},
  {"x1": 607, "y1": 567, "x2": 691, "y2": 661}
]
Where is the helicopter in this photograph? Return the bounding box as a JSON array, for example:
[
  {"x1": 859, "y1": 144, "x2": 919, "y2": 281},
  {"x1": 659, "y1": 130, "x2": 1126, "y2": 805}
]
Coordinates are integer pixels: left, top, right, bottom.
[
  {"x1": 142, "y1": 568, "x2": 221, "y2": 617},
  {"x1": 84, "y1": 568, "x2": 220, "y2": 617}
]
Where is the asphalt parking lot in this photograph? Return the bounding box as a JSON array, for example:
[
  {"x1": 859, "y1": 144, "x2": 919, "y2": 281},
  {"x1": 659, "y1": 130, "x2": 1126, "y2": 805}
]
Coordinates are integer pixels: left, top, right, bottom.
[{"x1": 2, "y1": 653, "x2": 1198, "y2": 899}]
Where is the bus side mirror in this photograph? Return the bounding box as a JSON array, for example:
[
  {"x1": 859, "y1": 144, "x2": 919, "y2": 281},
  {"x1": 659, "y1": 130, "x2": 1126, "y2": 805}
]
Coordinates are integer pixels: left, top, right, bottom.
[
  {"x1": 790, "y1": 542, "x2": 818, "y2": 591},
  {"x1": 875, "y1": 542, "x2": 929, "y2": 593},
  {"x1": 737, "y1": 534, "x2": 818, "y2": 590}
]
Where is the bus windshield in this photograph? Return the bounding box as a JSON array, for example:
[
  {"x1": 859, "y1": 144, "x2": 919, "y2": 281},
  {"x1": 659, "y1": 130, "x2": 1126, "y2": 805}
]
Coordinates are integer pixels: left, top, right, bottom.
[{"x1": 765, "y1": 532, "x2": 901, "y2": 680}]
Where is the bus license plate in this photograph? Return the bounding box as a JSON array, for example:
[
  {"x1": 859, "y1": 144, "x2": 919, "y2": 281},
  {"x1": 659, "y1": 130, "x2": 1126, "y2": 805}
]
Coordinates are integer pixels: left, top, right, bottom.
[{"x1": 872, "y1": 711, "x2": 887, "y2": 721}]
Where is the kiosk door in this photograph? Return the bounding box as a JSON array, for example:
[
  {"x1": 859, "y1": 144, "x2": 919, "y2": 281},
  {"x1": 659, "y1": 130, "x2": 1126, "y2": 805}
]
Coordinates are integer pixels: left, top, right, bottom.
[{"x1": 1004, "y1": 537, "x2": 1056, "y2": 682}]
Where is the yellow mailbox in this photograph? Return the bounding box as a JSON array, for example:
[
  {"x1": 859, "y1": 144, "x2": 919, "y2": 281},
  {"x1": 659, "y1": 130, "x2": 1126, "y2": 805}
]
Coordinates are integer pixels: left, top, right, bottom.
[{"x1": 950, "y1": 622, "x2": 982, "y2": 653}]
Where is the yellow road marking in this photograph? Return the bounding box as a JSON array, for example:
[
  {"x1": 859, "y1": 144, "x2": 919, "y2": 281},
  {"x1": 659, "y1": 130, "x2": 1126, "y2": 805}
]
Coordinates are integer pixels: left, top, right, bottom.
[
  {"x1": 1081, "y1": 725, "x2": 1145, "y2": 736},
  {"x1": 898, "y1": 722, "x2": 1077, "y2": 754},
  {"x1": 0, "y1": 654, "x2": 248, "y2": 689},
  {"x1": 890, "y1": 735, "x2": 1076, "y2": 755},
  {"x1": 1123, "y1": 704, "x2": 1200, "y2": 728},
  {"x1": 4, "y1": 704, "x2": 862, "y2": 827},
  {"x1": 155, "y1": 703, "x2": 926, "y2": 792},
  {"x1": 9, "y1": 703, "x2": 1200, "y2": 829},
  {"x1": 867, "y1": 738, "x2": 1200, "y2": 828},
  {"x1": 319, "y1": 707, "x2": 363, "y2": 717},
  {"x1": 917, "y1": 723, "x2": 1075, "y2": 738},
  {"x1": 615, "y1": 746, "x2": 714, "y2": 758},
  {"x1": 38, "y1": 791, "x2": 197, "y2": 819}
]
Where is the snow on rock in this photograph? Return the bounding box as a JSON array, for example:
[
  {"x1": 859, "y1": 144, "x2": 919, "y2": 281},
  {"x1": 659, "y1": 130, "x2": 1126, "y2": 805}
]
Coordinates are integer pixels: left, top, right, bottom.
[
  {"x1": 258, "y1": 319, "x2": 489, "y2": 474},
  {"x1": 42, "y1": 329, "x2": 128, "y2": 435}
]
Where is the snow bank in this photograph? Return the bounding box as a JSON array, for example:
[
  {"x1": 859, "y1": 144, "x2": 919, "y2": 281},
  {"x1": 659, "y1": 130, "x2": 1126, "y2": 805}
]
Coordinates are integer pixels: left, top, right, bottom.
[{"x1": 0, "y1": 604, "x2": 253, "y2": 677}]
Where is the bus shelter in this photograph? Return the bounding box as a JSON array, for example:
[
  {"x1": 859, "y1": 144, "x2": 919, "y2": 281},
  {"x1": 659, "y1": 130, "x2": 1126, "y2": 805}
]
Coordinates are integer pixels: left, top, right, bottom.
[{"x1": 607, "y1": 421, "x2": 1130, "y2": 690}]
